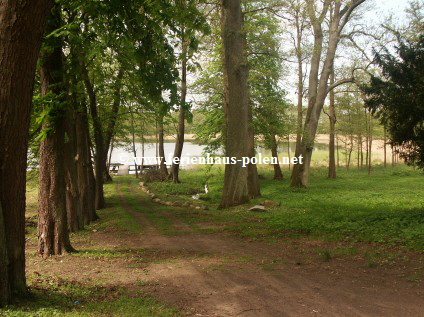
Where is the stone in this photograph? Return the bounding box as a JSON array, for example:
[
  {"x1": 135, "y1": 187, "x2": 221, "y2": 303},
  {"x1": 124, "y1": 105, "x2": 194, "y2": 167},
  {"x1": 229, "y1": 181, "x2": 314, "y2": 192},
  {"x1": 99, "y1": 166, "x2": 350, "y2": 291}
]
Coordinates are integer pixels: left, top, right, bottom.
[
  {"x1": 249, "y1": 205, "x2": 266, "y2": 212},
  {"x1": 153, "y1": 198, "x2": 161, "y2": 203}
]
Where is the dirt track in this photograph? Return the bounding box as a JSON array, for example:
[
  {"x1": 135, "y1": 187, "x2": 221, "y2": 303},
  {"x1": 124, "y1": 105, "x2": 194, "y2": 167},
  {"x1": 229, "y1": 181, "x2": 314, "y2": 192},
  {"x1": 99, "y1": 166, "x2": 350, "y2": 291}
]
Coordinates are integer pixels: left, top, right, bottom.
[{"x1": 27, "y1": 182, "x2": 424, "y2": 316}]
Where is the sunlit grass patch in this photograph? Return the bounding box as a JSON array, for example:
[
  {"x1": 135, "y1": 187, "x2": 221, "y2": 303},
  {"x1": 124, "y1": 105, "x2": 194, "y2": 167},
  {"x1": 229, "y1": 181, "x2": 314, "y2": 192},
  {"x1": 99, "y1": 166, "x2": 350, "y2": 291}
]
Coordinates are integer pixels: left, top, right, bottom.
[{"x1": 143, "y1": 165, "x2": 424, "y2": 250}]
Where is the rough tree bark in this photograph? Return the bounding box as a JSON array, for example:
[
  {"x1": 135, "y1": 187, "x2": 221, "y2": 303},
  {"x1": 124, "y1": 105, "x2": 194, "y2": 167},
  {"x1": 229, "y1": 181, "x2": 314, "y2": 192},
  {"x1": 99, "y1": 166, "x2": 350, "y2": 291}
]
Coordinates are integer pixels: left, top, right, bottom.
[
  {"x1": 219, "y1": 0, "x2": 250, "y2": 208},
  {"x1": 37, "y1": 5, "x2": 74, "y2": 257},
  {"x1": 64, "y1": 106, "x2": 83, "y2": 232},
  {"x1": 0, "y1": 201, "x2": 8, "y2": 305},
  {"x1": 75, "y1": 104, "x2": 96, "y2": 225},
  {"x1": 290, "y1": 0, "x2": 366, "y2": 187},
  {"x1": 0, "y1": 0, "x2": 53, "y2": 305}
]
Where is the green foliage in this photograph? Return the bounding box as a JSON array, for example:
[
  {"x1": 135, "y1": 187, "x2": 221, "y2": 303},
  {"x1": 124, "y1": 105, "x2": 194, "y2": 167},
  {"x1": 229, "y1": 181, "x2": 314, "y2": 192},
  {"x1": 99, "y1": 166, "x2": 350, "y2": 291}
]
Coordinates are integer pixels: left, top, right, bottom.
[
  {"x1": 363, "y1": 35, "x2": 424, "y2": 167},
  {"x1": 193, "y1": 0, "x2": 289, "y2": 153},
  {"x1": 147, "y1": 165, "x2": 424, "y2": 250}
]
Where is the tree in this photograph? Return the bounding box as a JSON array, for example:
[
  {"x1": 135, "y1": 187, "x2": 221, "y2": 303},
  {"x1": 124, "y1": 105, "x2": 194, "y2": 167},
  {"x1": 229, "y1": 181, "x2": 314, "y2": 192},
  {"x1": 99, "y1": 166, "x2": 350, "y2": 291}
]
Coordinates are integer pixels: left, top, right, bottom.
[
  {"x1": 276, "y1": 0, "x2": 311, "y2": 156},
  {"x1": 0, "y1": 0, "x2": 53, "y2": 306},
  {"x1": 290, "y1": 0, "x2": 366, "y2": 187},
  {"x1": 328, "y1": 69, "x2": 337, "y2": 178},
  {"x1": 363, "y1": 35, "x2": 424, "y2": 167},
  {"x1": 169, "y1": 0, "x2": 209, "y2": 184},
  {"x1": 247, "y1": 5, "x2": 289, "y2": 181},
  {"x1": 37, "y1": 4, "x2": 75, "y2": 257},
  {"x1": 219, "y1": 0, "x2": 250, "y2": 208}
]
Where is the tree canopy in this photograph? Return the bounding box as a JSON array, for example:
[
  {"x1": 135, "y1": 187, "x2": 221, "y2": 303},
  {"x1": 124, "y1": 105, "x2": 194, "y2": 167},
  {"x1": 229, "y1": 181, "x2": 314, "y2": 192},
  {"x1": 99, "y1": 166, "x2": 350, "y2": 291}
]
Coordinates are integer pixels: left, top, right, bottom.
[{"x1": 363, "y1": 35, "x2": 424, "y2": 167}]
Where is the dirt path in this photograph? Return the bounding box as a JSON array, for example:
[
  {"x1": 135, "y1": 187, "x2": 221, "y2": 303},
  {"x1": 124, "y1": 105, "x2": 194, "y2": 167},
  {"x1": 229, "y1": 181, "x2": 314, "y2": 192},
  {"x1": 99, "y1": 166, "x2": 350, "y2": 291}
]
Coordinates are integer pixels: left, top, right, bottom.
[{"x1": 27, "y1": 181, "x2": 424, "y2": 317}]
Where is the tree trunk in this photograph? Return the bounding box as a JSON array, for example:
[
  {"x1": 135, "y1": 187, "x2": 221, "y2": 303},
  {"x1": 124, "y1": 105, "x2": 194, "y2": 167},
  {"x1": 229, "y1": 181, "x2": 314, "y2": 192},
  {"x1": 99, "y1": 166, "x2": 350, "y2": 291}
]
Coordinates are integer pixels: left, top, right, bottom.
[
  {"x1": 64, "y1": 106, "x2": 82, "y2": 232},
  {"x1": 75, "y1": 105, "x2": 94, "y2": 226},
  {"x1": 0, "y1": 201, "x2": 9, "y2": 305},
  {"x1": 290, "y1": 0, "x2": 365, "y2": 187},
  {"x1": 287, "y1": 136, "x2": 291, "y2": 171},
  {"x1": 328, "y1": 70, "x2": 336, "y2": 178},
  {"x1": 0, "y1": 0, "x2": 52, "y2": 305},
  {"x1": 247, "y1": 102, "x2": 260, "y2": 198},
  {"x1": 37, "y1": 6, "x2": 74, "y2": 257},
  {"x1": 271, "y1": 135, "x2": 283, "y2": 180},
  {"x1": 158, "y1": 114, "x2": 168, "y2": 178},
  {"x1": 294, "y1": 11, "x2": 304, "y2": 156},
  {"x1": 383, "y1": 124, "x2": 387, "y2": 168},
  {"x1": 103, "y1": 68, "x2": 124, "y2": 183},
  {"x1": 108, "y1": 138, "x2": 114, "y2": 173},
  {"x1": 130, "y1": 112, "x2": 138, "y2": 178},
  {"x1": 357, "y1": 135, "x2": 360, "y2": 169},
  {"x1": 169, "y1": 38, "x2": 188, "y2": 183},
  {"x1": 38, "y1": 125, "x2": 74, "y2": 256},
  {"x1": 81, "y1": 65, "x2": 105, "y2": 209},
  {"x1": 219, "y1": 0, "x2": 249, "y2": 208},
  {"x1": 155, "y1": 121, "x2": 159, "y2": 166},
  {"x1": 346, "y1": 135, "x2": 354, "y2": 170},
  {"x1": 368, "y1": 111, "x2": 372, "y2": 175},
  {"x1": 141, "y1": 118, "x2": 145, "y2": 173},
  {"x1": 336, "y1": 134, "x2": 340, "y2": 168},
  {"x1": 365, "y1": 109, "x2": 369, "y2": 169},
  {"x1": 391, "y1": 144, "x2": 395, "y2": 167},
  {"x1": 88, "y1": 156, "x2": 99, "y2": 220}
]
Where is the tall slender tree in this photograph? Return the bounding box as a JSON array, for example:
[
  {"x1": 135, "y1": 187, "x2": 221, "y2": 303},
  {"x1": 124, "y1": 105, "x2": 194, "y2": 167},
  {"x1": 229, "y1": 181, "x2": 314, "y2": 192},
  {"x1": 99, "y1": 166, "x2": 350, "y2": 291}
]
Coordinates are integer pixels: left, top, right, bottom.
[{"x1": 291, "y1": 0, "x2": 366, "y2": 187}]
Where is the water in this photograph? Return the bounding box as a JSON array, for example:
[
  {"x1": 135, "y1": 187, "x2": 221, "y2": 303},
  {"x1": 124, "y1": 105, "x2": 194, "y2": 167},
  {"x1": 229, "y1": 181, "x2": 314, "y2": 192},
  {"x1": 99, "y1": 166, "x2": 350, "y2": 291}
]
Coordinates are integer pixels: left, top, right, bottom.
[{"x1": 110, "y1": 142, "x2": 205, "y2": 166}]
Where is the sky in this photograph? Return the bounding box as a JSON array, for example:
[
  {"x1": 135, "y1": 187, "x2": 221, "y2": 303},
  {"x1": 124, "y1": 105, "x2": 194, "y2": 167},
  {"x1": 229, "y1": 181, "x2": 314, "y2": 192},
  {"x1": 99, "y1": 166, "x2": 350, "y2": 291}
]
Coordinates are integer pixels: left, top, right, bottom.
[{"x1": 369, "y1": 0, "x2": 410, "y2": 24}]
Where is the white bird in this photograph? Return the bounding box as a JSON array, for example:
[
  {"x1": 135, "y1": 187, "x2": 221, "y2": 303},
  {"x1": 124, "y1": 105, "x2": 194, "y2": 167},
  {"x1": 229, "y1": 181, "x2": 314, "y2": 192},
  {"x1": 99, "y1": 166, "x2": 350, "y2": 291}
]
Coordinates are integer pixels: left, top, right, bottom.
[{"x1": 204, "y1": 184, "x2": 209, "y2": 194}]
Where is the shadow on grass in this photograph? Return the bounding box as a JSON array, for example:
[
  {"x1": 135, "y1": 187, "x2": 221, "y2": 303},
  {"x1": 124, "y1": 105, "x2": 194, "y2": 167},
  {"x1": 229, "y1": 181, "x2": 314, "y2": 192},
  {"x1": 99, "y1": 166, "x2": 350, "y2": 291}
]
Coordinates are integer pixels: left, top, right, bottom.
[{"x1": 2, "y1": 276, "x2": 181, "y2": 317}]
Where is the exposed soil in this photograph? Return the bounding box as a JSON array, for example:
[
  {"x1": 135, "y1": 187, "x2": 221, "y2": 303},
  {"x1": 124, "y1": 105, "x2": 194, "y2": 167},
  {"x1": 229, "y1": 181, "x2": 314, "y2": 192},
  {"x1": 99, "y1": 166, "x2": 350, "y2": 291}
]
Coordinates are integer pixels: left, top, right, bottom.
[{"x1": 26, "y1": 183, "x2": 424, "y2": 317}]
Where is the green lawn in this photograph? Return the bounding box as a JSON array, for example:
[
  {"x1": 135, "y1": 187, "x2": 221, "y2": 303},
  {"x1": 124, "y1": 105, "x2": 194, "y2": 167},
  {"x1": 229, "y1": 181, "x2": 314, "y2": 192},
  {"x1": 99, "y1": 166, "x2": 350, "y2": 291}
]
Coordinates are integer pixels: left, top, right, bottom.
[
  {"x1": 143, "y1": 164, "x2": 424, "y2": 250},
  {"x1": 1, "y1": 278, "x2": 181, "y2": 317}
]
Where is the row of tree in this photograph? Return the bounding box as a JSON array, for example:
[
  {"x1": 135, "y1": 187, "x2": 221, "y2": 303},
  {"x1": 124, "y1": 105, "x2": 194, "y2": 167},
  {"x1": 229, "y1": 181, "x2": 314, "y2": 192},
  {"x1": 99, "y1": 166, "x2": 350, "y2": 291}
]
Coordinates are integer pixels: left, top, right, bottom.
[
  {"x1": 0, "y1": 0, "x2": 208, "y2": 306},
  {"x1": 0, "y1": 0, "x2": 422, "y2": 307}
]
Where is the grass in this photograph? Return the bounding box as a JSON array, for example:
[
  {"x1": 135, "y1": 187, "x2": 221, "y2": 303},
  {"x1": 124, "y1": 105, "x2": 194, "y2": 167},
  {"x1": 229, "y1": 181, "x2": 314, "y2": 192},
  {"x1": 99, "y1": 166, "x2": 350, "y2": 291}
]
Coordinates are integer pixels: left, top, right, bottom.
[
  {"x1": 1, "y1": 275, "x2": 181, "y2": 317},
  {"x1": 2, "y1": 179, "x2": 181, "y2": 317},
  {"x1": 118, "y1": 180, "x2": 181, "y2": 235},
  {"x1": 89, "y1": 183, "x2": 141, "y2": 234},
  {"x1": 11, "y1": 162, "x2": 422, "y2": 315},
  {"x1": 142, "y1": 164, "x2": 424, "y2": 250}
]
